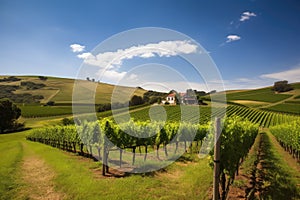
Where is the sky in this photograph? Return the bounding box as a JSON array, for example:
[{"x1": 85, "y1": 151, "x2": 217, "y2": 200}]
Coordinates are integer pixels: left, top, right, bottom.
[{"x1": 1, "y1": 0, "x2": 300, "y2": 92}]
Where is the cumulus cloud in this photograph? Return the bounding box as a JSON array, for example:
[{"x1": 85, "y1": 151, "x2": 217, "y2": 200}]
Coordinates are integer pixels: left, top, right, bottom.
[
  {"x1": 260, "y1": 67, "x2": 300, "y2": 82},
  {"x1": 226, "y1": 35, "x2": 241, "y2": 43},
  {"x1": 78, "y1": 40, "x2": 198, "y2": 69},
  {"x1": 240, "y1": 11, "x2": 256, "y2": 22},
  {"x1": 70, "y1": 44, "x2": 85, "y2": 52}
]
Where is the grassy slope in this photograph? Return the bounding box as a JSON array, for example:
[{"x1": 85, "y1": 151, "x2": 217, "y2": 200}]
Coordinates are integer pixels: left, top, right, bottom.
[
  {"x1": 225, "y1": 87, "x2": 292, "y2": 103},
  {"x1": 0, "y1": 75, "x2": 146, "y2": 118},
  {"x1": 0, "y1": 75, "x2": 146, "y2": 104}
]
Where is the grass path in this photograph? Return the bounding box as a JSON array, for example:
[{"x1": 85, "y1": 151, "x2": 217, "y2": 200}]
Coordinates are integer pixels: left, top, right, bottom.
[
  {"x1": 17, "y1": 142, "x2": 65, "y2": 200},
  {"x1": 228, "y1": 131, "x2": 300, "y2": 199}
]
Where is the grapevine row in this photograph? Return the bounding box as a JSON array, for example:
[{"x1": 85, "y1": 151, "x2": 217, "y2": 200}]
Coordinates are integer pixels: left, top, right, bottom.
[{"x1": 270, "y1": 121, "x2": 300, "y2": 161}]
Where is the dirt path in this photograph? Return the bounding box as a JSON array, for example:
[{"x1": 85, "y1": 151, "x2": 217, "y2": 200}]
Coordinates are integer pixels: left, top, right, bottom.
[
  {"x1": 42, "y1": 89, "x2": 60, "y2": 104},
  {"x1": 18, "y1": 143, "x2": 65, "y2": 200}
]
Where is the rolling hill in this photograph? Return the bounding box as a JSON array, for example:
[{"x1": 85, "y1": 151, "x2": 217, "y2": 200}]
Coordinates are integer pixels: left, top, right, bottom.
[
  {"x1": 0, "y1": 75, "x2": 146, "y2": 104},
  {"x1": 210, "y1": 82, "x2": 300, "y2": 114},
  {"x1": 0, "y1": 75, "x2": 147, "y2": 117}
]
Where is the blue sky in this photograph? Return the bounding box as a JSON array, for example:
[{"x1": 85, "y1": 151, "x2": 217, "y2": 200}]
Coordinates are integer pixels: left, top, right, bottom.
[{"x1": 1, "y1": 0, "x2": 300, "y2": 91}]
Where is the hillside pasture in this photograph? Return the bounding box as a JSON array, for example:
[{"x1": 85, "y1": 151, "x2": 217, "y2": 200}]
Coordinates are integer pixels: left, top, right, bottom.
[
  {"x1": 0, "y1": 76, "x2": 146, "y2": 105},
  {"x1": 226, "y1": 87, "x2": 292, "y2": 103}
]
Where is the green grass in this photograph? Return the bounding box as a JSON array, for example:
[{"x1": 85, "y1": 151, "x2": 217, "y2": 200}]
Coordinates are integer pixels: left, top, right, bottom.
[
  {"x1": 265, "y1": 103, "x2": 300, "y2": 115},
  {"x1": 115, "y1": 105, "x2": 213, "y2": 123},
  {"x1": 238, "y1": 132, "x2": 300, "y2": 199},
  {"x1": 225, "y1": 87, "x2": 292, "y2": 103},
  {"x1": 20, "y1": 105, "x2": 77, "y2": 117},
  {"x1": 0, "y1": 132, "x2": 26, "y2": 199},
  {"x1": 285, "y1": 100, "x2": 300, "y2": 104},
  {"x1": 23, "y1": 140, "x2": 213, "y2": 200},
  {"x1": 290, "y1": 82, "x2": 300, "y2": 89}
]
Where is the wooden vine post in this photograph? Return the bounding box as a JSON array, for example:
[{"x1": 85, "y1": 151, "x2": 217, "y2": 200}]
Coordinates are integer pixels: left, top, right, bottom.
[{"x1": 213, "y1": 117, "x2": 221, "y2": 200}]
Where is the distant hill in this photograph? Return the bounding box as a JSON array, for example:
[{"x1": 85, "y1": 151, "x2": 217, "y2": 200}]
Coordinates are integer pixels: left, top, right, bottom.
[
  {"x1": 208, "y1": 82, "x2": 300, "y2": 114},
  {"x1": 0, "y1": 75, "x2": 146, "y2": 105}
]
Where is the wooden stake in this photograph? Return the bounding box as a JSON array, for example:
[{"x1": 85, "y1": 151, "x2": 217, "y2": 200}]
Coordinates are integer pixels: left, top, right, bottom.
[{"x1": 213, "y1": 117, "x2": 221, "y2": 200}]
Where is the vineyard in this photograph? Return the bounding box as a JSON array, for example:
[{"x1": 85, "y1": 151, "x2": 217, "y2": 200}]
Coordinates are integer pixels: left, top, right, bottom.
[
  {"x1": 122, "y1": 105, "x2": 300, "y2": 128},
  {"x1": 270, "y1": 121, "x2": 300, "y2": 161},
  {"x1": 7, "y1": 88, "x2": 300, "y2": 199}
]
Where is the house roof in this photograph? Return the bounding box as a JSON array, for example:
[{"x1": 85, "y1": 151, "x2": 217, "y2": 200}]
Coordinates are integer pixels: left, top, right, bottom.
[{"x1": 167, "y1": 93, "x2": 175, "y2": 97}]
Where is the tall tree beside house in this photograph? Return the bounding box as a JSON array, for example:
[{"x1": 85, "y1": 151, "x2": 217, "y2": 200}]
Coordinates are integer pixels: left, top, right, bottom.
[{"x1": 0, "y1": 98, "x2": 22, "y2": 133}]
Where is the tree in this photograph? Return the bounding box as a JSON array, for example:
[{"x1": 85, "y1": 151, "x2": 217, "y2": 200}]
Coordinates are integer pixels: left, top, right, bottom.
[
  {"x1": 0, "y1": 99, "x2": 21, "y2": 133},
  {"x1": 130, "y1": 95, "x2": 144, "y2": 106},
  {"x1": 273, "y1": 80, "x2": 293, "y2": 92},
  {"x1": 38, "y1": 76, "x2": 48, "y2": 81}
]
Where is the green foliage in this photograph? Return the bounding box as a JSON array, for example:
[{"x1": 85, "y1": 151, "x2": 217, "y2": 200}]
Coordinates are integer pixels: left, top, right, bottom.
[
  {"x1": 0, "y1": 99, "x2": 22, "y2": 133},
  {"x1": 38, "y1": 76, "x2": 48, "y2": 81},
  {"x1": 0, "y1": 85, "x2": 44, "y2": 103},
  {"x1": 209, "y1": 116, "x2": 259, "y2": 199},
  {"x1": 143, "y1": 90, "x2": 167, "y2": 104},
  {"x1": 270, "y1": 121, "x2": 300, "y2": 156},
  {"x1": 0, "y1": 76, "x2": 21, "y2": 82},
  {"x1": 21, "y1": 81, "x2": 46, "y2": 90},
  {"x1": 273, "y1": 80, "x2": 293, "y2": 93},
  {"x1": 46, "y1": 101, "x2": 55, "y2": 106},
  {"x1": 61, "y1": 117, "x2": 74, "y2": 125},
  {"x1": 130, "y1": 95, "x2": 144, "y2": 106},
  {"x1": 26, "y1": 119, "x2": 209, "y2": 158}
]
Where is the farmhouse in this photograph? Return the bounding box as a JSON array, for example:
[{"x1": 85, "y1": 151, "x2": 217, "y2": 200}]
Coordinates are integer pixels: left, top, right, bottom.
[{"x1": 162, "y1": 93, "x2": 176, "y2": 105}]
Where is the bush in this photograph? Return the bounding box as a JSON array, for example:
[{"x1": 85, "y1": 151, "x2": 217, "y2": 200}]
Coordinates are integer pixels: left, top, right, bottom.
[
  {"x1": 46, "y1": 101, "x2": 55, "y2": 106},
  {"x1": 61, "y1": 118, "x2": 74, "y2": 125},
  {"x1": 21, "y1": 81, "x2": 45, "y2": 90},
  {"x1": 0, "y1": 76, "x2": 21, "y2": 82},
  {"x1": 38, "y1": 76, "x2": 48, "y2": 81}
]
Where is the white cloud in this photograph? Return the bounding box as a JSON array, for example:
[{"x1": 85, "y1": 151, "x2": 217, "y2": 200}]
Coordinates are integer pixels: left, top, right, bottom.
[
  {"x1": 226, "y1": 35, "x2": 241, "y2": 43},
  {"x1": 70, "y1": 44, "x2": 85, "y2": 52},
  {"x1": 78, "y1": 40, "x2": 198, "y2": 69},
  {"x1": 77, "y1": 52, "x2": 92, "y2": 59},
  {"x1": 260, "y1": 67, "x2": 300, "y2": 82},
  {"x1": 240, "y1": 11, "x2": 256, "y2": 22}
]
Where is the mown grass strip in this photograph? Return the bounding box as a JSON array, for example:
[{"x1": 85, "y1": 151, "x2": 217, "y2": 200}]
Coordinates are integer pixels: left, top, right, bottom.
[{"x1": 0, "y1": 132, "x2": 25, "y2": 200}]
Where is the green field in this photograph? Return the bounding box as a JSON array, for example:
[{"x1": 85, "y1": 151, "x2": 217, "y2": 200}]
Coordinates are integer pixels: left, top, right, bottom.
[
  {"x1": 225, "y1": 87, "x2": 292, "y2": 103},
  {"x1": 265, "y1": 103, "x2": 300, "y2": 114}
]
